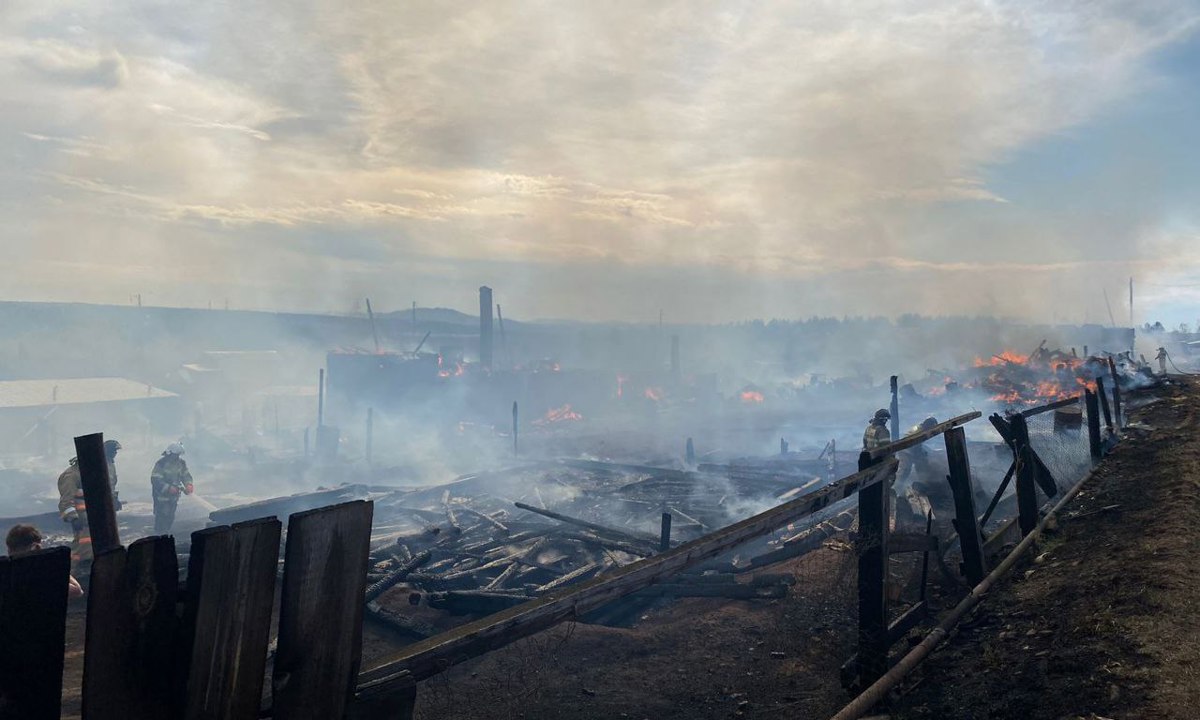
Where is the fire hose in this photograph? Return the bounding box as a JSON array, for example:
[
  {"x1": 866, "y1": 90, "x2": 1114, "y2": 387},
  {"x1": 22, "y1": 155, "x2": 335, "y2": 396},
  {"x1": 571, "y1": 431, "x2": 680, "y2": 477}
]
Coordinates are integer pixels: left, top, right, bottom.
[{"x1": 828, "y1": 462, "x2": 1100, "y2": 720}]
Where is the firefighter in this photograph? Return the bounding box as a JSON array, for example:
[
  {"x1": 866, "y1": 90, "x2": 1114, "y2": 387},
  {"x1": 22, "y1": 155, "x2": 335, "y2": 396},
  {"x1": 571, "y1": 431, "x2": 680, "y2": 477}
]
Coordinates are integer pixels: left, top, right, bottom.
[
  {"x1": 1156, "y1": 347, "x2": 1168, "y2": 375},
  {"x1": 151, "y1": 443, "x2": 193, "y2": 534},
  {"x1": 896, "y1": 417, "x2": 951, "y2": 524},
  {"x1": 862, "y1": 408, "x2": 892, "y2": 451},
  {"x1": 56, "y1": 439, "x2": 121, "y2": 570}
]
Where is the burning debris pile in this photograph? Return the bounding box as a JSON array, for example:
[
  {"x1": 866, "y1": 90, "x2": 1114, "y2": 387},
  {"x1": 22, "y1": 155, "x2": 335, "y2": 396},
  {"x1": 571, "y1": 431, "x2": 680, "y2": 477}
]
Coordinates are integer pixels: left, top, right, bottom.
[
  {"x1": 355, "y1": 458, "x2": 840, "y2": 636},
  {"x1": 921, "y1": 342, "x2": 1157, "y2": 407}
]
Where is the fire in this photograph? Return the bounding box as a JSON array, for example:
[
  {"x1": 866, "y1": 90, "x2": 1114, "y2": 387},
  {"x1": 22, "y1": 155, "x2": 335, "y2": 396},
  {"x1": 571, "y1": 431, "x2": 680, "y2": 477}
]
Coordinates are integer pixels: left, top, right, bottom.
[
  {"x1": 739, "y1": 390, "x2": 764, "y2": 404},
  {"x1": 989, "y1": 390, "x2": 1022, "y2": 404},
  {"x1": 644, "y1": 387, "x2": 663, "y2": 401},
  {"x1": 533, "y1": 404, "x2": 583, "y2": 426},
  {"x1": 974, "y1": 350, "x2": 1030, "y2": 368},
  {"x1": 616, "y1": 374, "x2": 626, "y2": 398}
]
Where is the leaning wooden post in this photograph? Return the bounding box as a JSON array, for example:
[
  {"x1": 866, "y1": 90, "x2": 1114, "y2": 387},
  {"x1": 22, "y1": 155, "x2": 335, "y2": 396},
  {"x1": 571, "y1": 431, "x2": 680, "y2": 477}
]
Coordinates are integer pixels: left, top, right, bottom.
[
  {"x1": 511, "y1": 402, "x2": 519, "y2": 456},
  {"x1": 1008, "y1": 415, "x2": 1039, "y2": 537},
  {"x1": 1095, "y1": 377, "x2": 1113, "y2": 433},
  {"x1": 1107, "y1": 357, "x2": 1123, "y2": 428},
  {"x1": 1085, "y1": 389, "x2": 1103, "y2": 464},
  {"x1": 888, "y1": 376, "x2": 900, "y2": 442},
  {"x1": 944, "y1": 427, "x2": 987, "y2": 585},
  {"x1": 317, "y1": 369, "x2": 325, "y2": 428},
  {"x1": 856, "y1": 451, "x2": 889, "y2": 687},
  {"x1": 659, "y1": 513, "x2": 672, "y2": 552},
  {"x1": 74, "y1": 433, "x2": 120, "y2": 554}
]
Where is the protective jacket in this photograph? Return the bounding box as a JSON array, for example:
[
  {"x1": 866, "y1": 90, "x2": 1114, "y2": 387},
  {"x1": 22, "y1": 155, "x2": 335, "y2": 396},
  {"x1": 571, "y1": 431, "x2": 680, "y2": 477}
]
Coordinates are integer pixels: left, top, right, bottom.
[{"x1": 151, "y1": 454, "x2": 193, "y2": 502}]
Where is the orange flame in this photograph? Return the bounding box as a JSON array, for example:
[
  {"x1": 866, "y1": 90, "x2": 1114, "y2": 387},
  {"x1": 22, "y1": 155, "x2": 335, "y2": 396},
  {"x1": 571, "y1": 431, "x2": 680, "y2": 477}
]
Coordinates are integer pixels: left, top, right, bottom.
[
  {"x1": 533, "y1": 404, "x2": 583, "y2": 425},
  {"x1": 739, "y1": 390, "x2": 764, "y2": 404},
  {"x1": 644, "y1": 387, "x2": 663, "y2": 401},
  {"x1": 974, "y1": 350, "x2": 1030, "y2": 368}
]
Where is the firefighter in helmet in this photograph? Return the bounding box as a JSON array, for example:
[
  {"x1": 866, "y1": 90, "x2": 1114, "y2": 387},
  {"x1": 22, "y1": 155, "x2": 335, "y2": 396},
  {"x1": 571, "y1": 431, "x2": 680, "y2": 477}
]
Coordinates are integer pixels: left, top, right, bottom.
[
  {"x1": 56, "y1": 439, "x2": 121, "y2": 569},
  {"x1": 151, "y1": 442, "x2": 193, "y2": 533},
  {"x1": 862, "y1": 408, "x2": 892, "y2": 452}
]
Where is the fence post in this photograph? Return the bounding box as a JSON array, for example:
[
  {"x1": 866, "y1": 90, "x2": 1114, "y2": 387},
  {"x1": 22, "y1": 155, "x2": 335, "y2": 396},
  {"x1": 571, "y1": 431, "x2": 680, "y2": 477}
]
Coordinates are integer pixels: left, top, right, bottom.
[
  {"x1": 1095, "y1": 377, "x2": 1113, "y2": 433},
  {"x1": 1085, "y1": 390, "x2": 1103, "y2": 463},
  {"x1": 1009, "y1": 415, "x2": 1039, "y2": 537},
  {"x1": 366, "y1": 407, "x2": 374, "y2": 466},
  {"x1": 75, "y1": 432, "x2": 120, "y2": 554},
  {"x1": 856, "y1": 451, "x2": 889, "y2": 687},
  {"x1": 1107, "y1": 357, "x2": 1123, "y2": 428},
  {"x1": 944, "y1": 428, "x2": 987, "y2": 585},
  {"x1": 889, "y1": 376, "x2": 900, "y2": 442},
  {"x1": 659, "y1": 513, "x2": 672, "y2": 552},
  {"x1": 0, "y1": 546, "x2": 71, "y2": 720}
]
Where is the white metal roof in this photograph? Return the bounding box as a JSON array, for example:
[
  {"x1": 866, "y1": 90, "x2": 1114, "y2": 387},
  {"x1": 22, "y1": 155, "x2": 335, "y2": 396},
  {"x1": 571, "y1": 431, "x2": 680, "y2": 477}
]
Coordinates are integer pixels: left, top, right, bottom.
[{"x1": 0, "y1": 378, "x2": 178, "y2": 409}]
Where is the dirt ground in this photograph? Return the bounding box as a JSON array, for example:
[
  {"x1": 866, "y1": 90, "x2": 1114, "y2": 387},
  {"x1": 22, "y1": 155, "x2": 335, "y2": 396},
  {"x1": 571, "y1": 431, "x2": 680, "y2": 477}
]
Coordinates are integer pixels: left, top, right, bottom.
[{"x1": 890, "y1": 375, "x2": 1200, "y2": 720}]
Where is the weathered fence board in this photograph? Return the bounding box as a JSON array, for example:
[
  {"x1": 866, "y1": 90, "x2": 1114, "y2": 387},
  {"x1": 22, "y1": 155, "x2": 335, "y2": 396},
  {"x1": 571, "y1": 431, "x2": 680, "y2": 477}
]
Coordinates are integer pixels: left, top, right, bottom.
[
  {"x1": 945, "y1": 428, "x2": 987, "y2": 585},
  {"x1": 82, "y1": 536, "x2": 178, "y2": 720},
  {"x1": 180, "y1": 518, "x2": 282, "y2": 720},
  {"x1": 0, "y1": 546, "x2": 71, "y2": 720},
  {"x1": 273, "y1": 500, "x2": 374, "y2": 720},
  {"x1": 75, "y1": 433, "x2": 120, "y2": 554}
]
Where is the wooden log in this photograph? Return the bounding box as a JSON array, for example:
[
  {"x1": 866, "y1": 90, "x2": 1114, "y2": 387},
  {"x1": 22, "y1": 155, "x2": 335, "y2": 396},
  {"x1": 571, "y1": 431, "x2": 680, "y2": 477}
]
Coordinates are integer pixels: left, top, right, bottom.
[
  {"x1": 358, "y1": 459, "x2": 897, "y2": 686},
  {"x1": 273, "y1": 501, "x2": 374, "y2": 720},
  {"x1": 867, "y1": 412, "x2": 982, "y2": 459},
  {"x1": 83, "y1": 537, "x2": 178, "y2": 720},
  {"x1": 1018, "y1": 395, "x2": 1081, "y2": 419},
  {"x1": 1096, "y1": 377, "x2": 1114, "y2": 432},
  {"x1": 457, "y1": 506, "x2": 509, "y2": 534},
  {"x1": 535, "y1": 561, "x2": 603, "y2": 593},
  {"x1": 856, "y1": 452, "x2": 889, "y2": 688},
  {"x1": 179, "y1": 518, "x2": 282, "y2": 720},
  {"x1": 1108, "y1": 357, "x2": 1123, "y2": 427},
  {"x1": 75, "y1": 432, "x2": 120, "y2": 554},
  {"x1": 944, "y1": 428, "x2": 987, "y2": 585},
  {"x1": 1085, "y1": 389, "x2": 1103, "y2": 464},
  {"x1": 365, "y1": 603, "x2": 438, "y2": 640},
  {"x1": 364, "y1": 551, "x2": 432, "y2": 603},
  {"x1": 0, "y1": 546, "x2": 71, "y2": 720},
  {"x1": 1009, "y1": 415, "x2": 1039, "y2": 537},
  {"x1": 514, "y1": 502, "x2": 660, "y2": 551}
]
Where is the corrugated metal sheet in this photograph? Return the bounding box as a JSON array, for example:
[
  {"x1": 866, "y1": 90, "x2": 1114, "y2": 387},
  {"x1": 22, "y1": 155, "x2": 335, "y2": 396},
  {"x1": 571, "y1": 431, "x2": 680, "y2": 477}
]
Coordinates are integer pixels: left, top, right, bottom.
[{"x1": 0, "y1": 378, "x2": 177, "y2": 409}]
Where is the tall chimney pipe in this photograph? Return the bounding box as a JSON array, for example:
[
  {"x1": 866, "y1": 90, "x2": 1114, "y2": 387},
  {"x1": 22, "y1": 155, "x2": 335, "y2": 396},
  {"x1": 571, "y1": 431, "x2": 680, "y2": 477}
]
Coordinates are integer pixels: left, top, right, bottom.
[{"x1": 479, "y1": 286, "x2": 494, "y2": 370}]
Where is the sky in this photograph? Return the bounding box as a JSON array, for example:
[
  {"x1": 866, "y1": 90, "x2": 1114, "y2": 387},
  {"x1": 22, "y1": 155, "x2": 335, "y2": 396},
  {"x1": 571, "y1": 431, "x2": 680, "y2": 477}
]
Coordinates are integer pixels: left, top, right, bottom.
[{"x1": 3, "y1": 1, "x2": 1200, "y2": 325}]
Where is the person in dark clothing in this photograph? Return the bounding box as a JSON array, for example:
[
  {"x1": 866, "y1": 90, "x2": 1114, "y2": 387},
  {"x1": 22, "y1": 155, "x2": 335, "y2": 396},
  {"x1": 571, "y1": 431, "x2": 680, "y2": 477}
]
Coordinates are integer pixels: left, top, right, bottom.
[{"x1": 151, "y1": 443, "x2": 194, "y2": 534}]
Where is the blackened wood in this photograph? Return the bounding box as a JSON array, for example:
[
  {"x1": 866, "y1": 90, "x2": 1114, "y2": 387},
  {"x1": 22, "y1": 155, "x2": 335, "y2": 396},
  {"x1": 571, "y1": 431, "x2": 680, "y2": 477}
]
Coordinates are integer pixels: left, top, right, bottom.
[
  {"x1": 1108, "y1": 357, "x2": 1123, "y2": 427},
  {"x1": 659, "y1": 512, "x2": 672, "y2": 552},
  {"x1": 840, "y1": 600, "x2": 928, "y2": 688},
  {"x1": 1009, "y1": 415, "x2": 1039, "y2": 537},
  {"x1": 1018, "y1": 394, "x2": 1081, "y2": 418},
  {"x1": 82, "y1": 537, "x2": 178, "y2": 720},
  {"x1": 512, "y1": 402, "x2": 518, "y2": 455},
  {"x1": 364, "y1": 550, "x2": 432, "y2": 604},
  {"x1": 978, "y1": 462, "x2": 1015, "y2": 528},
  {"x1": 944, "y1": 428, "x2": 987, "y2": 585},
  {"x1": 888, "y1": 533, "x2": 939, "y2": 554},
  {"x1": 988, "y1": 414, "x2": 1058, "y2": 498},
  {"x1": 889, "y1": 376, "x2": 900, "y2": 441},
  {"x1": 856, "y1": 451, "x2": 889, "y2": 687},
  {"x1": 74, "y1": 432, "x2": 119, "y2": 554},
  {"x1": 349, "y1": 671, "x2": 416, "y2": 720},
  {"x1": 1085, "y1": 390, "x2": 1103, "y2": 463},
  {"x1": 273, "y1": 500, "x2": 374, "y2": 720},
  {"x1": 180, "y1": 519, "x2": 282, "y2": 720},
  {"x1": 1096, "y1": 377, "x2": 1113, "y2": 431},
  {"x1": 359, "y1": 460, "x2": 897, "y2": 686},
  {"x1": 0, "y1": 546, "x2": 71, "y2": 720},
  {"x1": 513, "y1": 502, "x2": 660, "y2": 550}
]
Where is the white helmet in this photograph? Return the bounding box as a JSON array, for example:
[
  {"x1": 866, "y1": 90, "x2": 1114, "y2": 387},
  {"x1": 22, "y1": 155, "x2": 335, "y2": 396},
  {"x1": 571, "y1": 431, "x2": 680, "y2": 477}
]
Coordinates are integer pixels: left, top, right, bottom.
[{"x1": 166, "y1": 442, "x2": 185, "y2": 456}]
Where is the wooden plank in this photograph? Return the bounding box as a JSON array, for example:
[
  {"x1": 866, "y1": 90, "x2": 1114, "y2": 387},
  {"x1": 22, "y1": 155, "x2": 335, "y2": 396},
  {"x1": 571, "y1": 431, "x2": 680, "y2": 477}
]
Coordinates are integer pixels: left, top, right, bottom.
[
  {"x1": 0, "y1": 546, "x2": 71, "y2": 720},
  {"x1": 514, "y1": 502, "x2": 660, "y2": 550},
  {"x1": 1010, "y1": 415, "x2": 1039, "y2": 537},
  {"x1": 1096, "y1": 377, "x2": 1114, "y2": 431},
  {"x1": 856, "y1": 452, "x2": 889, "y2": 687},
  {"x1": 273, "y1": 500, "x2": 374, "y2": 720},
  {"x1": 1018, "y1": 395, "x2": 1080, "y2": 419},
  {"x1": 180, "y1": 518, "x2": 282, "y2": 720},
  {"x1": 867, "y1": 412, "x2": 981, "y2": 459},
  {"x1": 82, "y1": 537, "x2": 178, "y2": 720},
  {"x1": 359, "y1": 459, "x2": 898, "y2": 686},
  {"x1": 1085, "y1": 389, "x2": 1103, "y2": 463},
  {"x1": 944, "y1": 428, "x2": 987, "y2": 585},
  {"x1": 349, "y1": 671, "x2": 415, "y2": 720},
  {"x1": 75, "y1": 432, "x2": 120, "y2": 554},
  {"x1": 889, "y1": 375, "x2": 900, "y2": 442},
  {"x1": 1108, "y1": 357, "x2": 1123, "y2": 427}
]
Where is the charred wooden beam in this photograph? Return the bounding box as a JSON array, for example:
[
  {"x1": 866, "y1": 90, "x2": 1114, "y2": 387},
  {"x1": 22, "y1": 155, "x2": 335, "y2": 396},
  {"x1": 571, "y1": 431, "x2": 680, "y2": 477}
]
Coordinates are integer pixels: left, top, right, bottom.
[
  {"x1": 856, "y1": 452, "x2": 889, "y2": 688},
  {"x1": 1085, "y1": 389, "x2": 1103, "y2": 463},
  {"x1": 513, "y1": 502, "x2": 661, "y2": 552},
  {"x1": 944, "y1": 427, "x2": 987, "y2": 585},
  {"x1": 1018, "y1": 394, "x2": 1081, "y2": 419},
  {"x1": 75, "y1": 433, "x2": 120, "y2": 554},
  {"x1": 364, "y1": 551, "x2": 432, "y2": 604}
]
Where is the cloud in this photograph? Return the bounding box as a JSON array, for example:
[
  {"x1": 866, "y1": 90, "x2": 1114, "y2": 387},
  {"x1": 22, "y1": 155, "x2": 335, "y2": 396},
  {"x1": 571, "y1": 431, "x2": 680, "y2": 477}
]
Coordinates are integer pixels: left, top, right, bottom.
[{"x1": 0, "y1": 1, "x2": 1198, "y2": 321}]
